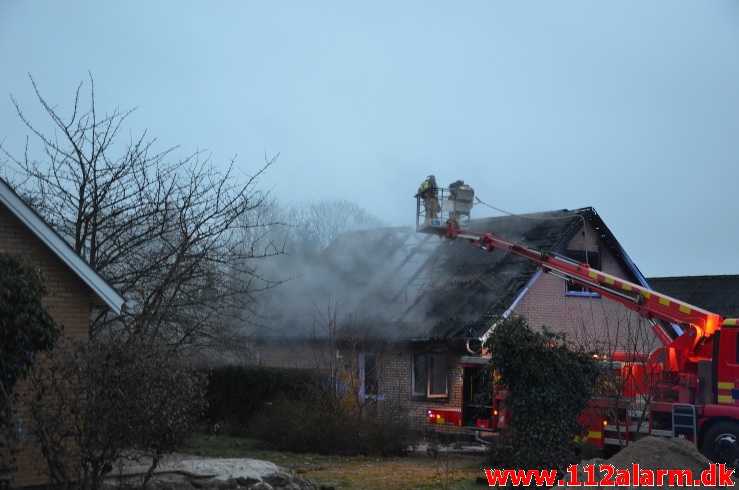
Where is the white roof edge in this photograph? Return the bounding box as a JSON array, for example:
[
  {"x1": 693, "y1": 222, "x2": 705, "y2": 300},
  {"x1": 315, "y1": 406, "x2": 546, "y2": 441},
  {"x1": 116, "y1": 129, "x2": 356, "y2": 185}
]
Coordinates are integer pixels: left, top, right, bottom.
[
  {"x1": 0, "y1": 178, "x2": 125, "y2": 314},
  {"x1": 479, "y1": 269, "x2": 543, "y2": 345}
]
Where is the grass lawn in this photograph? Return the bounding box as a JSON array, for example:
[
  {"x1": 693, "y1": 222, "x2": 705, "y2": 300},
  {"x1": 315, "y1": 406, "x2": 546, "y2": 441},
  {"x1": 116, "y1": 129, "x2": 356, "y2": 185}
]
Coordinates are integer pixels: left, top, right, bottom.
[{"x1": 181, "y1": 434, "x2": 489, "y2": 489}]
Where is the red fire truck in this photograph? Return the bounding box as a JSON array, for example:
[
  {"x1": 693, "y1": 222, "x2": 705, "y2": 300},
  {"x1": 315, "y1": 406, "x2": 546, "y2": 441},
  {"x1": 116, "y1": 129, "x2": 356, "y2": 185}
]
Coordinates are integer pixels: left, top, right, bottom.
[{"x1": 416, "y1": 187, "x2": 739, "y2": 465}]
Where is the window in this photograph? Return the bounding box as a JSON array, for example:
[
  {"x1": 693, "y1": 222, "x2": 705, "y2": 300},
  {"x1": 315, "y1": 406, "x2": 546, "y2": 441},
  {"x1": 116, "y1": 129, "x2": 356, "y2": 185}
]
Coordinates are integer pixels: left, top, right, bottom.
[
  {"x1": 359, "y1": 352, "x2": 381, "y2": 400},
  {"x1": 565, "y1": 251, "x2": 601, "y2": 296},
  {"x1": 413, "y1": 353, "x2": 448, "y2": 398}
]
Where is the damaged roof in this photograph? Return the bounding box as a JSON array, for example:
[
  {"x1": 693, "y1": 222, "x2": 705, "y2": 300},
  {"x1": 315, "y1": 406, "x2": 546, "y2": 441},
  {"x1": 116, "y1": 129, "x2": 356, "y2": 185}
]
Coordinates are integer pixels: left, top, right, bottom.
[
  {"x1": 647, "y1": 275, "x2": 739, "y2": 319},
  {"x1": 257, "y1": 207, "x2": 646, "y2": 341}
]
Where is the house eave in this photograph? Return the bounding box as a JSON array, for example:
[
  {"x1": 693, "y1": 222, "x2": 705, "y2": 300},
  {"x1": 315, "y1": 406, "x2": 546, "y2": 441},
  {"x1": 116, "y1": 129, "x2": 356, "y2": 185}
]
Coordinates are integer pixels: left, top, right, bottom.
[{"x1": 0, "y1": 178, "x2": 125, "y2": 314}]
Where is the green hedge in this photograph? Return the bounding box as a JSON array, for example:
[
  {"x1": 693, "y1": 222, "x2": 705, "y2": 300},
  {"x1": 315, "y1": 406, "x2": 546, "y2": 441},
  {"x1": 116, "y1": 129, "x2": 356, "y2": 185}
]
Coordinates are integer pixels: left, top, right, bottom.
[
  {"x1": 249, "y1": 396, "x2": 412, "y2": 456},
  {"x1": 203, "y1": 366, "x2": 318, "y2": 429}
]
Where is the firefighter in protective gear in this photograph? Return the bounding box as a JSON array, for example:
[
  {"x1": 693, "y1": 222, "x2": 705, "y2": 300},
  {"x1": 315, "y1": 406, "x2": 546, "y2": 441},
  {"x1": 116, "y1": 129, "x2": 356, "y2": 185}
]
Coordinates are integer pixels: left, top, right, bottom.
[
  {"x1": 416, "y1": 175, "x2": 439, "y2": 220},
  {"x1": 448, "y1": 179, "x2": 473, "y2": 222},
  {"x1": 448, "y1": 179, "x2": 464, "y2": 199}
]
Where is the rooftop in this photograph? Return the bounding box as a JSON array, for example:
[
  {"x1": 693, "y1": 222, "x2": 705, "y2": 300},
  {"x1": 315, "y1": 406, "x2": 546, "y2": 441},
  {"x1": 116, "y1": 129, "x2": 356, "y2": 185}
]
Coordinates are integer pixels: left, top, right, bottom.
[{"x1": 255, "y1": 207, "x2": 645, "y2": 341}]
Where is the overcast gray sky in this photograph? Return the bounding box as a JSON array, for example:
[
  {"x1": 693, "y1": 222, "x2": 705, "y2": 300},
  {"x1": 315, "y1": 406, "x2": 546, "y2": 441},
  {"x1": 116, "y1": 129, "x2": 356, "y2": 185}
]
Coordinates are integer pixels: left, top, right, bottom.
[{"x1": 1, "y1": 1, "x2": 738, "y2": 278}]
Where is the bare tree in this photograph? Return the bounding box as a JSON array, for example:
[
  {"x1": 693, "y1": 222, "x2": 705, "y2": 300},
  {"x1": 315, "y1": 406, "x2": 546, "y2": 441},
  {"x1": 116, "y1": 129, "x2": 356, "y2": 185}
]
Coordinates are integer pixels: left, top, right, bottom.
[
  {"x1": 2, "y1": 74, "x2": 281, "y2": 353},
  {"x1": 298, "y1": 198, "x2": 386, "y2": 253},
  {"x1": 260, "y1": 199, "x2": 386, "y2": 259},
  {"x1": 230, "y1": 198, "x2": 386, "y2": 336},
  {"x1": 304, "y1": 301, "x2": 411, "y2": 453},
  {"x1": 569, "y1": 301, "x2": 664, "y2": 447}
]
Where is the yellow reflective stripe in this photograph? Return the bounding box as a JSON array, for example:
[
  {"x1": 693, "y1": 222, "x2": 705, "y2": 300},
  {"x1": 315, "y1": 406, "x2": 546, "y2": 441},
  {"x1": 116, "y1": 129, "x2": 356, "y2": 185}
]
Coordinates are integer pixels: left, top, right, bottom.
[
  {"x1": 589, "y1": 271, "x2": 598, "y2": 279},
  {"x1": 718, "y1": 395, "x2": 734, "y2": 404},
  {"x1": 622, "y1": 284, "x2": 632, "y2": 291},
  {"x1": 717, "y1": 382, "x2": 734, "y2": 390},
  {"x1": 679, "y1": 304, "x2": 692, "y2": 314},
  {"x1": 724, "y1": 319, "x2": 739, "y2": 326},
  {"x1": 659, "y1": 297, "x2": 670, "y2": 307},
  {"x1": 642, "y1": 291, "x2": 651, "y2": 299},
  {"x1": 605, "y1": 277, "x2": 614, "y2": 285},
  {"x1": 588, "y1": 430, "x2": 602, "y2": 440}
]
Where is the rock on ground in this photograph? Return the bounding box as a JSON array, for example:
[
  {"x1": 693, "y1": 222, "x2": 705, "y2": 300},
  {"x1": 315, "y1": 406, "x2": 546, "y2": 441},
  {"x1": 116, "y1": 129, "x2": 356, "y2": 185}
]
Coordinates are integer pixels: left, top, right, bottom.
[{"x1": 103, "y1": 455, "x2": 318, "y2": 490}]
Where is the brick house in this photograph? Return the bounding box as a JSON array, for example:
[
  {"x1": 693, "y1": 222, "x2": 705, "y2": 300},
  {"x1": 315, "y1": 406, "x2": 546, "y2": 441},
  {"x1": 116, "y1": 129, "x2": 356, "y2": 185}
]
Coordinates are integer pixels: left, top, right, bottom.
[
  {"x1": 0, "y1": 177, "x2": 125, "y2": 488},
  {"x1": 249, "y1": 207, "x2": 660, "y2": 438}
]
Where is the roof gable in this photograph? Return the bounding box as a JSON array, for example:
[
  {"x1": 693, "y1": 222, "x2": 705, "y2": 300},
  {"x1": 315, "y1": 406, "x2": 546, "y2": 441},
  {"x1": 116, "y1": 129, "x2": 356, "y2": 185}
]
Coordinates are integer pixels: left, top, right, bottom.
[{"x1": 0, "y1": 178, "x2": 125, "y2": 314}]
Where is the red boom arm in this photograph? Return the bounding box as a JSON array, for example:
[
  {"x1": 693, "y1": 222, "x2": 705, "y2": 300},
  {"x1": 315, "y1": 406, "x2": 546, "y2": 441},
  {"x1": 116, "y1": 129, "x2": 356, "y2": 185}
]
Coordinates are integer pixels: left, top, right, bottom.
[{"x1": 444, "y1": 220, "x2": 722, "y2": 349}]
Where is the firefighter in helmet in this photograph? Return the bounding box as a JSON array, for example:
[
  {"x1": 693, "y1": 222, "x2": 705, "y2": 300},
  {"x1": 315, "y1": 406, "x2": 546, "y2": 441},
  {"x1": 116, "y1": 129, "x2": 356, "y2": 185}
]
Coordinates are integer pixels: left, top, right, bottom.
[
  {"x1": 416, "y1": 175, "x2": 439, "y2": 220},
  {"x1": 448, "y1": 179, "x2": 473, "y2": 223}
]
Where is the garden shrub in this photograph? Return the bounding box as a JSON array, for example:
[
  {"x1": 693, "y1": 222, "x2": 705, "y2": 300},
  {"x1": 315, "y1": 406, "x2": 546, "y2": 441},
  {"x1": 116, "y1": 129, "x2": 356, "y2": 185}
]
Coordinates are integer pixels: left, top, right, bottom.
[
  {"x1": 250, "y1": 392, "x2": 412, "y2": 456},
  {"x1": 27, "y1": 338, "x2": 207, "y2": 490},
  {"x1": 485, "y1": 314, "x2": 603, "y2": 473}
]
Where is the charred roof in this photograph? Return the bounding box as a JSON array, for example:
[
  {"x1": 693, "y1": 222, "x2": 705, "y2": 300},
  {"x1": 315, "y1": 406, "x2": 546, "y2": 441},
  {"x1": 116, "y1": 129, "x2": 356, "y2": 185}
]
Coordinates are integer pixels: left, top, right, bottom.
[{"x1": 255, "y1": 207, "x2": 645, "y2": 341}]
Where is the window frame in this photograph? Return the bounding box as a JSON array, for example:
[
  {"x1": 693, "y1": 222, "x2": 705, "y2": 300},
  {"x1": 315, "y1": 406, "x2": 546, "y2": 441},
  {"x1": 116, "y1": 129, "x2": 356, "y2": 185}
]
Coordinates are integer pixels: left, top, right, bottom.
[
  {"x1": 412, "y1": 352, "x2": 448, "y2": 399},
  {"x1": 564, "y1": 250, "x2": 602, "y2": 297},
  {"x1": 359, "y1": 352, "x2": 383, "y2": 401}
]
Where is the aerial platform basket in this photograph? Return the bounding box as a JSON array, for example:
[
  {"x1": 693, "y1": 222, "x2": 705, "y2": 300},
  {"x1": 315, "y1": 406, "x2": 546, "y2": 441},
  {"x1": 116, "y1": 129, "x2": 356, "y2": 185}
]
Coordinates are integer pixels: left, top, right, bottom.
[{"x1": 415, "y1": 185, "x2": 474, "y2": 235}]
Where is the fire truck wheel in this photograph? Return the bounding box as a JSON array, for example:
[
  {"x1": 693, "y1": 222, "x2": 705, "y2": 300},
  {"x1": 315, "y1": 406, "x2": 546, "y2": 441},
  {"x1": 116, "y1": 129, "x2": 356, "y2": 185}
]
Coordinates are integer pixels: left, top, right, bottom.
[{"x1": 702, "y1": 421, "x2": 739, "y2": 468}]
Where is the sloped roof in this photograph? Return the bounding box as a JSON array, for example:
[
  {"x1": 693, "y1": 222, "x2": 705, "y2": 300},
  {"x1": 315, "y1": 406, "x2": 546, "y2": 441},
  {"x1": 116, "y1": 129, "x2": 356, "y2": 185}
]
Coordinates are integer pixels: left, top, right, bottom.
[
  {"x1": 0, "y1": 177, "x2": 125, "y2": 314},
  {"x1": 257, "y1": 207, "x2": 646, "y2": 341},
  {"x1": 647, "y1": 275, "x2": 739, "y2": 319}
]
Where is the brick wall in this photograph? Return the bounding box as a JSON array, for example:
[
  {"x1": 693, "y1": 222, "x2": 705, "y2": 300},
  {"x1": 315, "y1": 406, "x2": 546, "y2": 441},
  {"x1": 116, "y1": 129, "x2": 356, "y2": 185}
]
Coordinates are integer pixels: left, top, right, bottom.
[
  {"x1": 376, "y1": 349, "x2": 475, "y2": 440},
  {"x1": 513, "y1": 220, "x2": 660, "y2": 354},
  {"x1": 404, "y1": 356, "x2": 466, "y2": 437},
  {"x1": 0, "y1": 203, "x2": 94, "y2": 488}
]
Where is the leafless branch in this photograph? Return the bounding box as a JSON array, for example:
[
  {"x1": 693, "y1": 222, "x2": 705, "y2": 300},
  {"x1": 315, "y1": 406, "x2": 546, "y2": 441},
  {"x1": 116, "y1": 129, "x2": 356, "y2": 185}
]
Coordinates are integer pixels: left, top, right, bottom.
[{"x1": 2, "y1": 74, "x2": 283, "y2": 355}]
